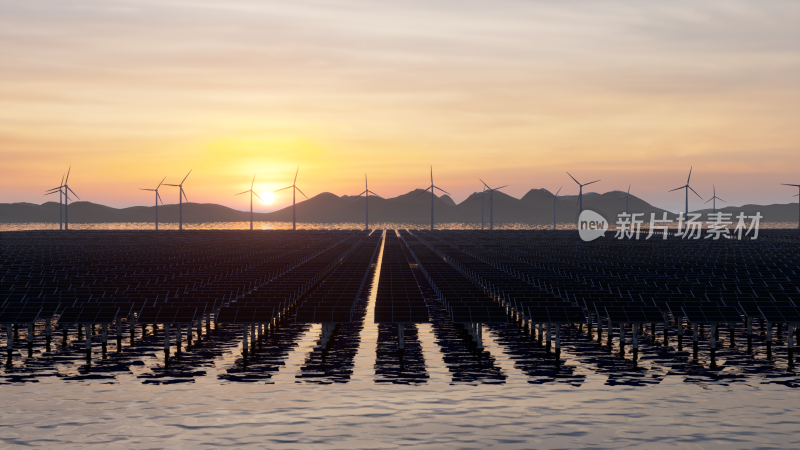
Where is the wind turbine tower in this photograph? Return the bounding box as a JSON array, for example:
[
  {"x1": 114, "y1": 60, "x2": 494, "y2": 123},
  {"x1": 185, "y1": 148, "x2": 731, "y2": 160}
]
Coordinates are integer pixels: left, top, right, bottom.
[
  {"x1": 140, "y1": 177, "x2": 166, "y2": 230},
  {"x1": 164, "y1": 170, "x2": 191, "y2": 231},
  {"x1": 275, "y1": 167, "x2": 308, "y2": 231},
  {"x1": 705, "y1": 184, "x2": 726, "y2": 214},
  {"x1": 619, "y1": 184, "x2": 636, "y2": 215},
  {"x1": 236, "y1": 174, "x2": 263, "y2": 230},
  {"x1": 480, "y1": 179, "x2": 508, "y2": 231},
  {"x1": 668, "y1": 167, "x2": 702, "y2": 219},
  {"x1": 353, "y1": 174, "x2": 380, "y2": 231},
  {"x1": 567, "y1": 172, "x2": 600, "y2": 216},
  {"x1": 548, "y1": 187, "x2": 562, "y2": 230},
  {"x1": 45, "y1": 167, "x2": 80, "y2": 231},
  {"x1": 415, "y1": 166, "x2": 450, "y2": 231},
  {"x1": 45, "y1": 173, "x2": 65, "y2": 230}
]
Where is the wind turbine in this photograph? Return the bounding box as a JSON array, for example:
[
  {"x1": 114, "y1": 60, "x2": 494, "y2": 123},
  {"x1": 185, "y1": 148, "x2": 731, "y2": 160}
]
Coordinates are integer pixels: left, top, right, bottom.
[
  {"x1": 45, "y1": 167, "x2": 80, "y2": 231},
  {"x1": 236, "y1": 174, "x2": 263, "y2": 231},
  {"x1": 480, "y1": 179, "x2": 507, "y2": 231},
  {"x1": 415, "y1": 166, "x2": 450, "y2": 231},
  {"x1": 782, "y1": 183, "x2": 800, "y2": 229},
  {"x1": 353, "y1": 174, "x2": 380, "y2": 231},
  {"x1": 164, "y1": 170, "x2": 191, "y2": 231},
  {"x1": 548, "y1": 187, "x2": 562, "y2": 230},
  {"x1": 140, "y1": 177, "x2": 165, "y2": 230},
  {"x1": 44, "y1": 173, "x2": 65, "y2": 230},
  {"x1": 668, "y1": 167, "x2": 702, "y2": 219},
  {"x1": 275, "y1": 166, "x2": 308, "y2": 231},
  {"x1": 619, "y1": 184, "x2": 636, "y2": 215},
  {"x1": 470, "y1": 187, "x2": 487, "y2": 230},
  {"x1": 704, "y1": 184, "x2": 726, "y2": 214},
  {"x1": 567, "y1": 172, "x2": 600, "y2": 216}
]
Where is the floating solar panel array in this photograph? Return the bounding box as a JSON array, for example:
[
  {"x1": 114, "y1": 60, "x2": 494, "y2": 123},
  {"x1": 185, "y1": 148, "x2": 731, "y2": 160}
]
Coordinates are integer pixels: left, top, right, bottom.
[
  {"x1": 374, "y1": 232, "x2": 429, "y2": 324},
  {"x1": 1, "y1": 230, "x2": 363, "y2": 352},
  {"x1": 295, "y1": 231, "x2": 382, "y2": 324},
  {"x1": 408, "y1": 230, "x2": 799, "y2": 352}
]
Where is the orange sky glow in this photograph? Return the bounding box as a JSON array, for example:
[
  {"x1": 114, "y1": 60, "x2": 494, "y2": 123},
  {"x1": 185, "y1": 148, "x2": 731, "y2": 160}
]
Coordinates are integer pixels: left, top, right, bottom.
[{"x1": 1, "y1": 1, "x2": 799, "y2": 213}]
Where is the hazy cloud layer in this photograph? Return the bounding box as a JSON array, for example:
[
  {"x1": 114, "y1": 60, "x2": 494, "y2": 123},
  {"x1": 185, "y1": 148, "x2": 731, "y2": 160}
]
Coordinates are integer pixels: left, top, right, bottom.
[{"x1": 1, "y1": 0, "x2": 798, "y2": 212}]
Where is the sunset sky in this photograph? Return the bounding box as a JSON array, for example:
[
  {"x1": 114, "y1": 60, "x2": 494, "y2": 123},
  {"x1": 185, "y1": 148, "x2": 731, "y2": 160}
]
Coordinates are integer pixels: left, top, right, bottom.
[{"x1": 2, "y1": 0, "x2": 798, "y2": 213}]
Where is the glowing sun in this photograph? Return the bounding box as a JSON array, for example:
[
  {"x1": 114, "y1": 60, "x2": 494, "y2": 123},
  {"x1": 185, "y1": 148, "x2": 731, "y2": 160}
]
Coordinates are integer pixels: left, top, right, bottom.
[{"x1": 260, "y1": 191, "x2": 275, "y2": 205}]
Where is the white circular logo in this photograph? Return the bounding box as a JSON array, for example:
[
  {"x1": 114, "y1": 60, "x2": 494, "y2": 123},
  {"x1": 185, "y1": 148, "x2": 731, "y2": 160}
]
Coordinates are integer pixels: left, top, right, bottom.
[{"x1": 578, "y1": 210, "x2": 608, "y2": 241}]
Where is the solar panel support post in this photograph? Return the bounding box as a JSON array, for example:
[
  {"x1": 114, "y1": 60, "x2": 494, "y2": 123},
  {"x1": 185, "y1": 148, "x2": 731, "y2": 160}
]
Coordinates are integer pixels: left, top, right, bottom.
[
  {"x1": 85, "y1": 325, "x2": 91, "y2": 353},
  {"x1": 164, "y1": 324, "x2": 170, "y2": 352},
  {"x1": 176, "y1": 325, "x2": 182, "y2": 353},
  {"x1": 476, "y1": 324, "x2": 483, "y2": 349},
  {"x1": 101, "y1": 324, "x2": 107, "y2": 346},
  {"x1": 27, "y1": 323, "x2": 33, "y2": 346},
  {"x1": 398, "y1": 324, "x2": 405, "y2": 349},
  {"x1": 538, "y1": 322, "x2": 543, "y2": 345},
  {"x1": 619, "y1": 324, "x2": 626, "y2": 349},
  {"x1": 6, "y1": 324, "x2": 11, "y2": 352},
  {"x1": 546, "y1": 322, "x2": 551, "y2": 349},
  {"x1": 555, "y1": 325, "x2": 560, "y2": 350},
  {"x1": 766, "y1": 321, "x2": 772, "y2": 347},
  {"x1": 746, "y1": 316, "x2": 752, "y2": 337},
  {"x1": 45, "y1": 318, "x2": 51, "y2": 337},
  {"x1": 242, "y1": 324, "x2": 248, "y2": 353},
  {"x1": 693, "y1": 324, "x2": 699, "y2": 343},
  {"x1": 251, "y1": 323, "x2": 256, "y2": 347},
  {"x1": 788, "y1": 325, "x2": 794, "y2": 350},
  {"x1": 633, "y1": 325, "x2": 639, "y2": 350}
]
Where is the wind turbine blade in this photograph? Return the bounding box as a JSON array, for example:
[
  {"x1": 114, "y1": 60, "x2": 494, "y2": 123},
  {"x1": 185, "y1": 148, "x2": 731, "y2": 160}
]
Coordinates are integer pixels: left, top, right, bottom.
[
  {"x1": 163, "y1": 184, "x2": 180, "y2": 187},
  {"x1": 251, "y1": 174, "x2": 255, "y2": 190},
  {"x1": 60, "y1": 174, "x2": 65, "y2": 185},
  {"x1": 157, "y1": 191, "x2": 163, "y2": 205},
  {"x1": 430, "y1": 166, "x2": 433, "y2": 184},
  {"x1": 584, "y1": 180, "x2": 600, "y2": 186},
  {"x1": 415, "y1": 187, "x2": 431, "y2": 197},
  {"x1": 65, "y1": 166, "x2": 71, "y2": 184},
  {"x1": 67, "y1": 186, "x2": 80, "y2": 200},
  {"x1": 235, "y1": 190, "x2": 249, "y2": 195},
  {"x1": 555, "y1": 186, "x2": 562, "y2": 196},
  {"x1": 141, "y1": 188, "x2": 156, "y2": 191},
  {"x1": 704, "y1": 198, "x2": 712, "y2": 204},
  {"x1": 566, "y1": 172, "x2": 580, "y2": 185},
  {"x1": 496, "y1": 185, "x2": 508, "y2": 190},
  {"x1": 668, "y1": 186, "x2": 686, "y2": 192},
  {"x1": 182, "y1": 188, "x2": 188, "y2": 202},
  {"x1": 627, "y1": 184, "x2": 631, "y2": 194},
  {"x1": 367, "y1": 190, "x2": 379, "y2": 196},
  {"x1": 253, "y1": 191, "x2": 263, "y2": 202},
  {"x1": 181, "y1": 169, "x2": 192, "y2": 184},
  {"x1": 356, "y1": 190, "x2": 367, "y2": 196},
  {"x1": 295, "y1": 186, "x2": 308, "y2": 199},
  {"x1": 688, "y1": 186, "x2": 702, "y2": 200},
  {"x1": 718, "y1": 197, "x2": 726, "y2": 203},
  {"x1": 480, "y1": 179, "x2": 490, "y2": 189},
  {"x1": 433, "y1": 186, "x2": 451, "y2": 195},
  {"x1": 687, "y1": 166, "x2": 692, "y2": 184},
  {"x1": 45, "y1": 186, "x2": 63, "y2": 192},
  {"x1": 157, "y1": 176, "x2": 166, "y2": 189},
  {"x1": 781, "y1": 183, "x2": 800, "y2": 187},
  {"x1": 275, "y1": 186, "x2": 292, "y2": 192},
  {"x1": 45, "y1": 191, "x2": 57, "y2": 196},
  {"x1": 294, "y1": 166, "x2": 299, "y2": 185}
]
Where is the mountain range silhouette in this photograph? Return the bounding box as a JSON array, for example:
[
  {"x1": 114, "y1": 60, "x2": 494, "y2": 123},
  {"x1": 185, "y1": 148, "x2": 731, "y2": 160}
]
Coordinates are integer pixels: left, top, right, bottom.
[{"x1": 1, "y1": 189, "x2": 796, "y2": 224}]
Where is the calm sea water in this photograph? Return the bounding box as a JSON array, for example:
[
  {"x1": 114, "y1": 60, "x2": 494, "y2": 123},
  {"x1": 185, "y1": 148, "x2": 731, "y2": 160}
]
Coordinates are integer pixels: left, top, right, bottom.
[{"x1": 2, "y1": 226, "x2": 799, "y2": 448}]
